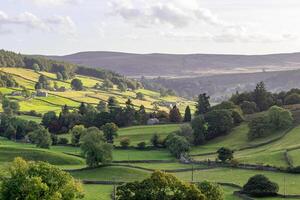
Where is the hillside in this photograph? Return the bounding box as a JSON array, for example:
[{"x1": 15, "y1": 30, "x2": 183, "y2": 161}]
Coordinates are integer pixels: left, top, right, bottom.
[
  {"x1": 47, "y1": 51, "x2": 300, "y2": 77},
  {"x1": 0, "y1": 67, "x2": 193, "y2": 114}
]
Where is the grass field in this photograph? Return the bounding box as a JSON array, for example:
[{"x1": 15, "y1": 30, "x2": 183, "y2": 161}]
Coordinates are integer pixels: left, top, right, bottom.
[{"x1": 0, "y1": 67, "x2": 193, "y2": 115}]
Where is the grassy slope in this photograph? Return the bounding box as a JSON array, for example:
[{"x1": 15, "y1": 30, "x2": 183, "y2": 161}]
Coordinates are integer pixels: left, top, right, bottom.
[{"x1": 0, "y1": 67, "x2": 193, "y2": 114}]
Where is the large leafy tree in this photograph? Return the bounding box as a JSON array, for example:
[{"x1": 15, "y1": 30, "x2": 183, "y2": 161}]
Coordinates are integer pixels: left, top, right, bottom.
[
  {"x1": 116, "y1": 171, "x2": 206, "y2": 200},
  {"x1": 80, "y1": 127, "x2": 113, "y2": 167},
  {"x1": 0, "y1": 157, "x2": 84, "y2": 200},
  {"x1": 268, "y1": 106, "x2": 293, "y2": 129},
  {"x1": 165, "y1": 134, "x2": 190, "y2": 158},
  {"x1": 28, "y1": 127, "x2": 52, "y2": 148},
  {"x1": 195, "y1": 93, "x2": 210, "y2": 115},
  {"x1": 70, "y1": 125, "x2": 86, "y2": 146},
  {"x1": 205, "y1": 109, "x2": 234, "y2": 140}
]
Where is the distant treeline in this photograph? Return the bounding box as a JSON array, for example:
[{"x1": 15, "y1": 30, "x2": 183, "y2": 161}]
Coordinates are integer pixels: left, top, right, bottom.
[{"x1": 0, "y1": 49, "x2": 141, "y2": 90}]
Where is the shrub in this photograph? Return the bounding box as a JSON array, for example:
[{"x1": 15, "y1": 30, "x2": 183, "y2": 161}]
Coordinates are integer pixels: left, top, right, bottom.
[
  {"x1": 165, "y1": 134, "x2": 190, "y2": 158},
  {"x1": 268, "y1": 106, "x2": 293, "y2": 129},
  {"x1": 248, "y1": 115, "x2": 271, "y2": 140},
  {"x1": 205, "y1": 109, "x2": 234, "y2": 140},
  {"x1": 58, "y1": 137, "x2": 69, "y2": 145},
  {"x1": 217, "y1": 147, "x2": 233, "y2": 163},
  {"x1": 284, "y1": 93, "x2": 300, "y2": 105},
  {"x1": 230, "y1": 108, "x2": 244, "y2": 124},
  {"x1": 51, "y1": 134, "x2": 58, "y2": 145},
  {"x1": 137, "y1": 141, "x2": 146, "y2": 150},
  {"x1": 175, "y1": 124, "x2": 194, "y2": 144},
  {"x1": 120, "y1": 137, "x2": 130, "y2": 148},
  {"x1": 242, "y1": 174, "x2": 279, "y2": 197},
  {"x1": 151, "y1": 133, "x2": 161, "y2": 148},
  {"x1": 28, "y1": 127, "x2": 52, "y2": 148},
  {"x1": 197, "y1": 181, "x2": 224, "y2": 200},
  {"x1": 240, "y1": 101, "x2": 257, "y2": 114}
]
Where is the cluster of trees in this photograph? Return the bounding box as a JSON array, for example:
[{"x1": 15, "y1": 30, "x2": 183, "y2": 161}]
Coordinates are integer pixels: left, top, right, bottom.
[
  {"x1": 116, "y1": 171, "x2": 224, "y2": 200},
  {"x1": 191, "y1": 94, "x2": 243, "y2": 144},
  {"x1": 231, "y1": 82, "x2": 300, "y2": 114},
  {"x1": 0, "y1": 157, "x2": 84, "y2": 200},
  {"x1": 248, "y1": 106, "x2": 293, "y2": 140},
  {"x1": 0, "y1": 72, "x2": 18, "y2": 87}
]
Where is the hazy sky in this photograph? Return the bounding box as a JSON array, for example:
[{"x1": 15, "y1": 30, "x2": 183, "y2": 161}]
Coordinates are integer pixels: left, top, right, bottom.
[{"x1": 1, "y1": 0, "x2": 300, "y2": 55}]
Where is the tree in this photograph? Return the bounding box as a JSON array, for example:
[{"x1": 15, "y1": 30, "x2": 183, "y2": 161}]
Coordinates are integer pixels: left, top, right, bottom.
[
  {"x1": 108, "y1": 96, "x2": 119, "y2": 112},
  {"x1": 2, "y1": 98, "x2": 19, "y2": 115},
  {"x1": 183, "y1": 106, "x2": 192, "y2": 122},
  {"x1": 0, "y1": 157, "x2": 84, "y2": 200},
  {"x1": 136, "y1": 92, "x2": 145, "y2": 100},
  {"x1": 195, "y1": 93, "x2": 210, "y2": 115},
  {"x1": 102, "y1": 122, "x2": 118, "y2": 143},
  {"x1": 70, "y1": 125, "x2": 86, "y2": 146},
  {"x1": 253, "y1": 82, "x2": 273, "y2": 111},
  {"x1": 32, "y1": 63, "x2": 40, "y2": 71},
  {"x1": 240, "y1": 101, "x2": 257, "y2": 114},
  {"x1": 116, "y1": 171, "x2": 206, "y2": 200},
  {"x1": 285, "y1": 93, "x2": 300, "y2": 105},
  {"x1": 268, "y1": 106, "x2": 293, "y2": 129},
  {"x1": 166, "y1": 134, "x2": 190, "y2": 158},
  {"x1": 169, "y1": 105, "x2": 182, "y2": 123},
  {"x1": 117, "y1": 82, "x2": 127, "y2": 92},
  {"x1": 71, "y1": 78, "x2": 83, "y2": 91},
  {"x1": 191, "y1": 115, "x2": 207, "y2": 145},
  {"x1": 242, "y1": 174, "x2": 279, "y2": 197},
  {"x1": 56, "y1": 72, "x2": 63, "y2": 80},
  {"x1": 205, "y1": 109, "x2": 234, "y2": 140},
  {"x1": 101, "y1": 79, "x2": 114, "y2": 90},
  {"x1": 197, "y1": 181, "x2": 224, "y2": 200},
  {"x1": 175, "y1": 124, "x2": 194, "y2": 144},
  {"x1": 42, "y1": 111, "x2": 60, "y2": 133},
  {"x1": 248, "y1": 115, "x2": 271, "y2": 140},
  {"x1": 151, "y1": 133, "x2": 161, "y2": 148},
  {"x1": 28, "y1": 127, "x2": 52, "y2": 148},
  {"x1": 80, "y1": 127, "x2": 113, "y2": 167},
  {"x1": 120, "y1": 137, "x2": 130, "y2": 148},
  {"x1": 97, "y1": 100, "x2": 108, "y2": 112},
  {"x1": 217, "y1": 147, "x2": 233, "y2": 163}
]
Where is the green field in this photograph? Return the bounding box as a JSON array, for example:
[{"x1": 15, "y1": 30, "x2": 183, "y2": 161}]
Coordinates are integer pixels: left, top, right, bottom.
[{"x1": 0, "y1": 67, "x2": 193, "y2": 114}]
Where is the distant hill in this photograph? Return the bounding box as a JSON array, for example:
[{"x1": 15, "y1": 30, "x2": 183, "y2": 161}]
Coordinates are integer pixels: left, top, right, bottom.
[{"x1": 47, "y1": 51, "x2": 300, "y2": 77}]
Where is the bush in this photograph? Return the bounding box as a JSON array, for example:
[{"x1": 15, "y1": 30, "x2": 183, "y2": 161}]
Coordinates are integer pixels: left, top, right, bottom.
[
  {"x1": 240, "y1": 101, "x2": 257, "y2": 114},
  {"x1": 268, "y1": 106, "x2": 293, "y2": 129},
  {"x1": 197, "y1": 181, "x2": 224, "y2": 200},
  {"x1": 58, "y1": 137, "x2": 69, "y2": 145},
  {"x1": 230, "y1": 108, "x2": 244, "y2": 124},
  {"x1": 165, "y1": 134, "x2": 190, "y2": 158},
  {"x1": 120, "y1": 137, "x2": 130, "y2": 148},
  {"x1": 242, "y1": 174, "x2": 279, "y2": 197},
  {"x1": 175, "y1": 124, "x2": 194, "y2": 144},
  {"x1": 217, "y1": 147, "x2": 233, "y2": 163},
  {"x1": 137, "y1": 141, "x2": 146, "y2": 150},
  {"x1": 248, "y1": 115, "x2": 271, "y2": 140},
  {"x1": 205, "y1": 109, "x2": 234, "y2": 140},
  {"x1": 51, "y1": 134, "x2": 58, "y2": 145},
  {"x1": 284, "y1": 93, "x2": 300, "y2": 105}
]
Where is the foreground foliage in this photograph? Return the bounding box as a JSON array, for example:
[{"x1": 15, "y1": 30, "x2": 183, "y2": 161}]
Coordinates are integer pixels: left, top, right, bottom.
[
  {"x1": 116, "y1": 171, "x2": 206, "y2": 200},
  {"x1": 0, "y1": 157, "x2": 84, "y2": 200}
]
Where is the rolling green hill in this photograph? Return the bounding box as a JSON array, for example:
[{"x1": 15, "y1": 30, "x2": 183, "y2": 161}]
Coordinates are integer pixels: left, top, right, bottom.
[{"x1": 0, "y1": 67, "x2": 194, "y2": 114}]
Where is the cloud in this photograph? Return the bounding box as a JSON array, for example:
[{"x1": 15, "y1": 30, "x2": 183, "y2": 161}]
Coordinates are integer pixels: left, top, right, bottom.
[
  {"x1": 22, "y1": 0, "x2": 82, "y2": 6},
  {"x1": 109, "y1": 0, "x2": 296, "y2": 44},
  {"x1": 0, "y1": 11, "x2": 76, "y2": 35}
]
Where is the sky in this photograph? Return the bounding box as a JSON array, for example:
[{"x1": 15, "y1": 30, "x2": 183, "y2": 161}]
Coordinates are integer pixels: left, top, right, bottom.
[{"x1": 0, "y1": 0, "x2": 300, "y2": 55}]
